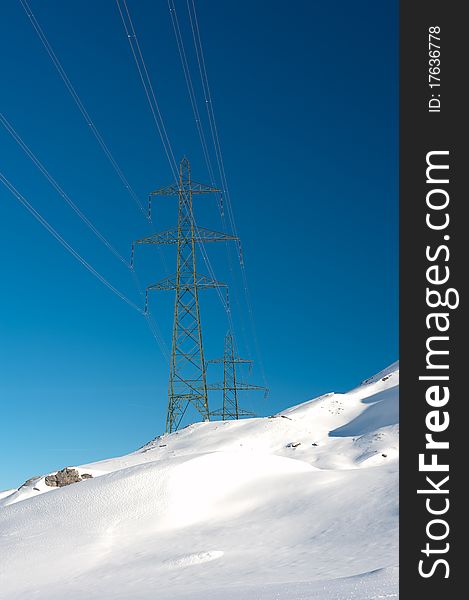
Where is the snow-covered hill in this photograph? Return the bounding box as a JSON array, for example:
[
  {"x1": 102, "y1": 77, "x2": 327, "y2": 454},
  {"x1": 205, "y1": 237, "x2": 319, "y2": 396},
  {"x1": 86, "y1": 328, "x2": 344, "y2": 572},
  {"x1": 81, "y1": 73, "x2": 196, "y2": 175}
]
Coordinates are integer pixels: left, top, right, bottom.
[{"x1": 0, "y1": 363, "x2": 399, "y2": 600}]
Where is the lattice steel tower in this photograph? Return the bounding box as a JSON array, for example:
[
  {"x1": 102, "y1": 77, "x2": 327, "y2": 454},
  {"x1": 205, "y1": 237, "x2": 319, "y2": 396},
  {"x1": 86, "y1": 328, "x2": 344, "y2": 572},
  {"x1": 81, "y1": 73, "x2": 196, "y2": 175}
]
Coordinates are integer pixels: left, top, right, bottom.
[
  {"x1": 135, "y1": 158, "x2": 237, "y2": 432},
  {"x1": 207, "y1": 330, "x2": 267, "y2": 420}
]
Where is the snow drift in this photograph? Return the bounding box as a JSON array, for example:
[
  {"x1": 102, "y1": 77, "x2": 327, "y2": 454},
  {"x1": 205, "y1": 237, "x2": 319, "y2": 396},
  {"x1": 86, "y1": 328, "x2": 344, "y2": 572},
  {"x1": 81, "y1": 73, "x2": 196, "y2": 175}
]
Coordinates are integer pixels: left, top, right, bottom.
[{"x1": 0, "y1": 362, "x2": 399, "y2": 599}]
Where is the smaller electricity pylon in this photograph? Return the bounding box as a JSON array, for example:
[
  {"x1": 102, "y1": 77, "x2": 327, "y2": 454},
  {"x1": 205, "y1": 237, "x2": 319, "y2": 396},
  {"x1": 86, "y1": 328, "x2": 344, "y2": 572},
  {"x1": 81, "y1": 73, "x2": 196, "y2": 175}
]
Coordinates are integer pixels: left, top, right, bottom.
[{"x1": 207, "y1": 331, "x2": 268, "y2": 420}]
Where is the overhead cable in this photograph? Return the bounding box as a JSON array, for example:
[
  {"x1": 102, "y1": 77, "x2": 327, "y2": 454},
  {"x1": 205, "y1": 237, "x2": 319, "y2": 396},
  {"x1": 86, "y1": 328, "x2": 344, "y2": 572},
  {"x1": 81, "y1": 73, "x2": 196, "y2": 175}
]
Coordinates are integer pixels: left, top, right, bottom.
[{"x1": 19, "y1": 0, "x2": 147, "y2": 218}]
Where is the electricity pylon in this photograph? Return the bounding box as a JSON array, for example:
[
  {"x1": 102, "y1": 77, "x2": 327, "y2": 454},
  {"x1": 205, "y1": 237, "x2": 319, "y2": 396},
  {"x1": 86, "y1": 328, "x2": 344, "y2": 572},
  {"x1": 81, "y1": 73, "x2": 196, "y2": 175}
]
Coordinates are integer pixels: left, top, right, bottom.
[
  {"x1": 135, "y1": 158, "x2": 237, "y2": 433},
  {"x1": 207, "y1": 331, "x2": 268, "y2": 420}
]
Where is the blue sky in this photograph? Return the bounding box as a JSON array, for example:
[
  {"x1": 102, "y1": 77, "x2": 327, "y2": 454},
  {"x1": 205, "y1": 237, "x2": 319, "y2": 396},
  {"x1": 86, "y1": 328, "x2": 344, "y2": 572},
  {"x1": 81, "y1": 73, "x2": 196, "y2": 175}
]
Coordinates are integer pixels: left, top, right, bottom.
[{"x1": 0, "y1": 0, "x2": 398, "y2": 489}]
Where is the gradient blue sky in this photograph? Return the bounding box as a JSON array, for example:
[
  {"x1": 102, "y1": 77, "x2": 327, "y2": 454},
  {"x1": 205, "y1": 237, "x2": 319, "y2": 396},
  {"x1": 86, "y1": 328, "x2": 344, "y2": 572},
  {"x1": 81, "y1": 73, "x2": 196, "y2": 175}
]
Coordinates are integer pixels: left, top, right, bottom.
[{"x1": 0, "y1": 0, "x2": 398, "y2": 489}]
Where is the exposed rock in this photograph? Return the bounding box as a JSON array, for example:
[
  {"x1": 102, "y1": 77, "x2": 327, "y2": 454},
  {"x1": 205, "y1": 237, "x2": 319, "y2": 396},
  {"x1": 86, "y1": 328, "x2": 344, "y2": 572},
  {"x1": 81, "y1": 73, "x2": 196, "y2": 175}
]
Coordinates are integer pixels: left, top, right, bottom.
[
  {"x1": 45, "y1": 468, "x2": 93, "y2": 488},
  {"x1": 286, "y1": 442, "x2": 301, "y2": 448}
]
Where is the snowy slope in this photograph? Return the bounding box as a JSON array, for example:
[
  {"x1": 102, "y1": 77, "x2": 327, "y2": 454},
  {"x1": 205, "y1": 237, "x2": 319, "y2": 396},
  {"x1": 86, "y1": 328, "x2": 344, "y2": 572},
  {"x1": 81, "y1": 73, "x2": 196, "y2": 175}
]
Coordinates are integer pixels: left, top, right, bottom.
[{"x1": 0, "y1": 363, "x2": 399, "y2": 600}]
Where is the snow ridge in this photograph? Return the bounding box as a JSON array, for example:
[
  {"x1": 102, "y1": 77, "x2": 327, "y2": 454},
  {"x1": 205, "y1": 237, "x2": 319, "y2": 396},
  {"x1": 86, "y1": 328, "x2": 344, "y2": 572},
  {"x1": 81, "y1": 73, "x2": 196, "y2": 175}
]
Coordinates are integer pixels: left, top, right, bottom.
[{"x1": 0, "y1": 362, "x2": 399, "y2": 600}]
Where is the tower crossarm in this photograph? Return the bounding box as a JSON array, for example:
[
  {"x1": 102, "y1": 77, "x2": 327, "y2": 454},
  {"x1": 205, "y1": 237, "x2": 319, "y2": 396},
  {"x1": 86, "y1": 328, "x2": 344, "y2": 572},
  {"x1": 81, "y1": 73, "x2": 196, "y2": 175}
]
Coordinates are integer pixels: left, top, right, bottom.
[
  {"x1": 210, "y1": 408, "x2": 255, "y2": 418},
  {"x1": 207, "y1": 357, "x2": 253, "y2": 365},
  {"x1": 205, "y1": 382, "x2": 266, "y2": 392},
  {"x1": 150, "y1": 181, "x2": 220, "y2": 196},
  {"x1": 135, "y1": 226, "x2": 238, "y2": 246},
  {"x1": 147, "y1": 274, "x2": 227, "y2": 292}
]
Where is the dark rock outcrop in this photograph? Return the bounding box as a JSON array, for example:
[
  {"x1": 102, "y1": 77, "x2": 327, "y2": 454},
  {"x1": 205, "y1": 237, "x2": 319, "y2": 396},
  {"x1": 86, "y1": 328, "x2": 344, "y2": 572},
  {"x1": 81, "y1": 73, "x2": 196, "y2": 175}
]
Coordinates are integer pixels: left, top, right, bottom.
[{"x1": 45, "y1": 467, "x2": 92, "y2": 488}]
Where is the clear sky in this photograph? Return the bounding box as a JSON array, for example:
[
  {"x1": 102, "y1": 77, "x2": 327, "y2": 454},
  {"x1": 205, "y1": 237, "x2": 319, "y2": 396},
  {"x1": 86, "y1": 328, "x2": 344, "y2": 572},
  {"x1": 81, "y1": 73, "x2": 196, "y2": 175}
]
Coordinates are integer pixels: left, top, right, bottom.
[{"x1": 0, "y1": 0, "x2": 398, "y2": 490}]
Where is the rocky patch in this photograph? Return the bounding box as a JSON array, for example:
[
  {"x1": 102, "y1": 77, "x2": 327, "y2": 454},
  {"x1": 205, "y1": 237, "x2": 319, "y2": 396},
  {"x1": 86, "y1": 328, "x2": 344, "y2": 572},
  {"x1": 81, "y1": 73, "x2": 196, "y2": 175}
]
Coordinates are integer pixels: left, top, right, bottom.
[{"x1": 45, "y1": 467, "x2": 93, "y2": 488}]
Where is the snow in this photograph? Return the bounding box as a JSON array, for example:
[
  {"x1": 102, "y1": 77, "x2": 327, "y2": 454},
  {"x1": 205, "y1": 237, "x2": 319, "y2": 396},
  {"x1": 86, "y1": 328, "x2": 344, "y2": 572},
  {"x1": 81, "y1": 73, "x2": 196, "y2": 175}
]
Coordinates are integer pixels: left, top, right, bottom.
[{"x1": 0, "y1": 363, "x2": 399, "y2": 599}]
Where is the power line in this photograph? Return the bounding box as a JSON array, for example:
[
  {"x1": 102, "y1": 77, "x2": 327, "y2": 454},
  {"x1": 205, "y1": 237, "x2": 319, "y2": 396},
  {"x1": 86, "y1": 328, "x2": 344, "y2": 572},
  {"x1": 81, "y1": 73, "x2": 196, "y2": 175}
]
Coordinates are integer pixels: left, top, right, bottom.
[
  {"x1": 186, "y1": 0, "x2": 237, "y2": 244},
  {"x1": 115, "y1": 0, "x2": 178, "y2": 181},
  {"x1": 186, "y1": 0, "x2": 268, "y2": 387},
  {"x1": 117, "y1": 0, "x2": 232, "y2": 327},
  {"x1": 1, "y1": 113, "x2": 172, "y2": 359},
  {"x1": 0, "y1": 112, "x2": 130, "y2": 268},
  {"x1": 16, "y1": 0, "x2": 265, "y2": 385},
  {"x1": 167, "y1": 0, "x2": 250, "y2": 360},
  {"x1": 130, "y1": 267, "x2": 170, "y2": 362},
  {"x1": 166, "y1": 0, "x2": 235, "y2": 323},
  {"x1": 114, "y1": 0, "x2": 185, "y2": 279},
  {"x1": 19, "y1": 0, "x2": 147, "y2": 218},
  {"x1": 12, "y1": 2, "x2": 174, "y2": 361},
  {"x1": 1, "y1": 169, "x2": 172, "y2": 361},
  {"x1": 0, "y1": 171, "x2": 144, "y2": 314},
  {"x1": 167, "y1": 0, "x2": 214, "y2": 185}
]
